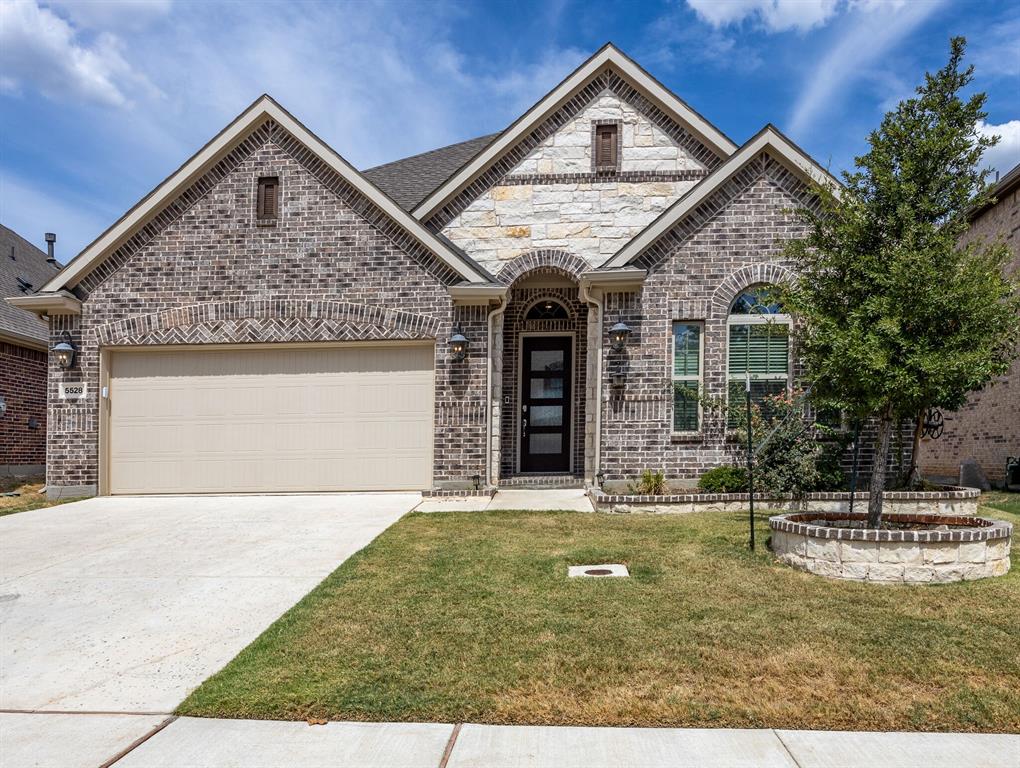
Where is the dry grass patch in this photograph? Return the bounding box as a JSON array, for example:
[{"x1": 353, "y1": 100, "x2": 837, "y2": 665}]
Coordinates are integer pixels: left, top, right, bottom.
[
  {"x1": 179, "y1": 505, "x2": 1019, "y2": 732},
  {"x1": 0, "y1": 478, "x2": 73, "y2": 517}
]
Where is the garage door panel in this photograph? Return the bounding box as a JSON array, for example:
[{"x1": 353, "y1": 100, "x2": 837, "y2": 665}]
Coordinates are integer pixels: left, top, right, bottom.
[{"x1": 108, "y1": 344, "x2": 434, "y2": 494}]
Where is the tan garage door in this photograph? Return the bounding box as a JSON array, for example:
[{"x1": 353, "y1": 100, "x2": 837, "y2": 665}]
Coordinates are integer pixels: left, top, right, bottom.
[{"x1": 107, "y1": 344, "x2": 434, "y2": 494}]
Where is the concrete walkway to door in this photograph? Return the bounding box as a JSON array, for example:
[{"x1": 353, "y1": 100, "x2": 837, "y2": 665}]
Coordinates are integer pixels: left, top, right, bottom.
[{"x1": 0, "y1": 493, "x2": 416, "y2": 713}]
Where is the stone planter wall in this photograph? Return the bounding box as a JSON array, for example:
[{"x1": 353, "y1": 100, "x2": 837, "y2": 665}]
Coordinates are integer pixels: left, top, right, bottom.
[
  {"x1": 769, "y1": 512, "x2": 1012, "y2": 584},
  {"x1": 589, "y1": 487, "x2": 979, "y2": 516}
]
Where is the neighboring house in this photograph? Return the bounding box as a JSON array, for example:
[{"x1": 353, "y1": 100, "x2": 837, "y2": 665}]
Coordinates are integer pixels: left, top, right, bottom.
[
  {"x1": 919, "y1": 162, "x2": 1020, "y2": 488},
  {"x1": 1, "y1": 225, "x2": 59, "y2": 477},
  {"x1": 13, "y1": 44, "x2": 886, "y2": 499}
]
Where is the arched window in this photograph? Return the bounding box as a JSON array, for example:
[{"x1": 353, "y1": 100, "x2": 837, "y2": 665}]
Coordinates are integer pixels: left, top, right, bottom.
[
  {"x1": 727, "y1": 286, "x2": 790, "y2": 422},
  {"x1": 525, "y1": 299, "x2": 569, "y2": 320}
]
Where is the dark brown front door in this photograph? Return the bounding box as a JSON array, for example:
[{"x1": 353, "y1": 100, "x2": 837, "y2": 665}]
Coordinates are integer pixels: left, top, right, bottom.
[{"x1": 520, "y1": 336, "x2": 572, "y2": 473}]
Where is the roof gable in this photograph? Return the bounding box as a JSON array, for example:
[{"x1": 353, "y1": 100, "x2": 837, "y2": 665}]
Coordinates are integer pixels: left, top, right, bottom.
[
  {"x1": 600, "y1": 125, "x2": 841, "y2": 269},
  {"x1": 42, "y1": 96, "x2": 493, "y2": 294},
  {"x1": 412, "y1": 43, "x2": 738, "y2": 225}
]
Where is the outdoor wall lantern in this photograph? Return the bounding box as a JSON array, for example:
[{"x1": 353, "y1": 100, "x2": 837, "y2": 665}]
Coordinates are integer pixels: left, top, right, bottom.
[
  {"x1": 608, "y1": 321, "x2": 632, "y2": 352},
  {"x1": 51, "y1": 333, "x2": 76, "y2": 369},
  {"x1": 449, "y1": 328, "x2": 469, "y2": 362}
]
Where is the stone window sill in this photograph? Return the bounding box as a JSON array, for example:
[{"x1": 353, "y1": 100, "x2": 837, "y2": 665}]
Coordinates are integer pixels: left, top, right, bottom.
[
  {"x1": 671, "y1": 432, "x2": 704, "y2": 443},
  {"x1": 256, "y1": 218, "x2": 278, "y2": 228}
]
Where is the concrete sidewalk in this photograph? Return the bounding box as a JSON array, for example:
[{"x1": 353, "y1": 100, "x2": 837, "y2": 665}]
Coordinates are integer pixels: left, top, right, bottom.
[
  {"x1": 3, "y1": 714, "x2": 1015, "y2": 768},
  {"x1": 415, "y1": 488, "x2": 594, "y2": 512}
]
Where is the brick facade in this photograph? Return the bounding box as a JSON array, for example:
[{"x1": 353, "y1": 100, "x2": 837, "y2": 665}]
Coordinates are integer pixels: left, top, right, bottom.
[
  {"x1": 0, "y1": 341, "x2": 47, "y2": 473},
  {"x1": 39, "y1": 54, "x2": 922, "y2": 496},
  {"x1": 597, "y1": 154, "x2": 910, "y2": 484},
  {"x1": 46, "y1": 120, "x2": 490, "y2": 494},
  {"x1": 919, "y1": 173, "x2": 1020, "y2": 485}
]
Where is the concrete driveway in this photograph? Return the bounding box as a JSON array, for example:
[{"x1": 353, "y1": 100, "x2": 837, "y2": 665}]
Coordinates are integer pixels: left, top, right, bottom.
[{"x1": 0, "y1": 493, "x2": 417, "y2": 713}]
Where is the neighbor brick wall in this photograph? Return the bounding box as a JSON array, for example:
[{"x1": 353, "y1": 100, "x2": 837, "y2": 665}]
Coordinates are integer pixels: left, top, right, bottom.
[
  {"x1": 0, "y1": 340, "x2": 47, "y2": 470},
  {"x1": 47, "y1": 120, "x2": 488, "y2": 494},
  {"x1": 919, "y1": 179, "x2": 1020, "y2": 484}
]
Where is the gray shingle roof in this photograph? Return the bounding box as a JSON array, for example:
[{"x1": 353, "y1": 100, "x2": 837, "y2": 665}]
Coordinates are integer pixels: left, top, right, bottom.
[
  {"x1": 363, "y1": 134, "x2": 499, "y2": 211},
  {"x1": 1, "y1": 224, "x2": 59, "y2": 346}
]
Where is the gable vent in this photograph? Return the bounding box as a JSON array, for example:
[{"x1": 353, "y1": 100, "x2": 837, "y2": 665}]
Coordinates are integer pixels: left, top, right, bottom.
[{"x1": 257, "y1": 176, "x2": 280, "y2": 219}]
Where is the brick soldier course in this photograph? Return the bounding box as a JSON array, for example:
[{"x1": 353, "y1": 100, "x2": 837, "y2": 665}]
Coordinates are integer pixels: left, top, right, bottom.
[{"x1": 10, "y1": 44, "x2": 911, "y2": 498}]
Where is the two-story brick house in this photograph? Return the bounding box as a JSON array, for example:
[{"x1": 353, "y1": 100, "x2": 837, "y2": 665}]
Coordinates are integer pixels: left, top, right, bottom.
[{"x1": 11, "y1": 44, "x2": 847, "y2": 498}]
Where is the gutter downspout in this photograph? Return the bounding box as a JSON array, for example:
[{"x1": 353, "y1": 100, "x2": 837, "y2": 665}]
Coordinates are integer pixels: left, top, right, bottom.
[
  {"x1": 579, "y1": 279, "x2": 603, "y2": 486},
  {"x1": 485, "y1": 293, "x2": 508, "y2": 487}
]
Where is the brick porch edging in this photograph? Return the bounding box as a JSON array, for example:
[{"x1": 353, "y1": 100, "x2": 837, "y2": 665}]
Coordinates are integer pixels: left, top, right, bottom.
[{"x1": 589, "y1": 486, "x2": 980, "y2": 516}]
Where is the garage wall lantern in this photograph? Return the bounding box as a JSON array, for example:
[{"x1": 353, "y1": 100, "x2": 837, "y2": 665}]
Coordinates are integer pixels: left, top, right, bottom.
[
  {"x1": 51, "y1": 332, "x2": 76, "y2": 369},
  {"x1": 449, "y1": 328, "x2": 469, "y2": 362},
  {"x1": 608, "y1": 321, "x2": 632, "y2": 351}
]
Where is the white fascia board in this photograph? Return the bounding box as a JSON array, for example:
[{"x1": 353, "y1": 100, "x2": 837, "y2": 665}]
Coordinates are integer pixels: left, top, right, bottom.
[
  {"x1": 6, "y1": 291, "x2": 82, "y2": 316},
  {"x1": 448, "y1": 283, "x2": 509, "y2": 304},
  {"x1": 411, "y1": 44, "x2": 737, "y2": 222},
  {"x1": 43, "y1": 97, "x2": 490, "y2": 293},
  {"x1": 602, "y1": 127, "x2": 840, "y2": 269}
]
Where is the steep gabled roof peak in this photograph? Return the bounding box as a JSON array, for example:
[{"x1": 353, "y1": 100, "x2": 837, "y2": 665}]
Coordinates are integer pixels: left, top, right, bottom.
[{"x1": 411, "y1": 42, "x2": 739, "y2": 222}]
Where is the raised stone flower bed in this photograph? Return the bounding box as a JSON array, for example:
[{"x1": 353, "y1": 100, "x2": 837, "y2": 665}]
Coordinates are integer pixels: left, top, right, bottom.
[
  {"x1": 589, "y1": 487, "x2": 979, "y2": 516},
  {"x1": 769, "y1": 511, "x2": 1012, "y2": 584}
]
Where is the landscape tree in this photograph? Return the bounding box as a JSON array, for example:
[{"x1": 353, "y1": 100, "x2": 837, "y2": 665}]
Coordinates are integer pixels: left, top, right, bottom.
[{"x1": 782, "y1": 37, "x2": 1020, "y2": 526}]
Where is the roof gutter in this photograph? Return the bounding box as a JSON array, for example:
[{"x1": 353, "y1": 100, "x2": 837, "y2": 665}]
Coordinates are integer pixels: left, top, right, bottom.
[{"x1": 6, "y1": 291, "x2": 82, "y2": 318}]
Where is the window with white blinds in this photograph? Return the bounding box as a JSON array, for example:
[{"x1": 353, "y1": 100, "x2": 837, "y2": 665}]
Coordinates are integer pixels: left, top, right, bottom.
[
  {"x1": 672, "y1": 322, "x2": 702, "y2": 432},
  {"x1": 727, "y1": 287, "x2": 790, "y2": 423}
]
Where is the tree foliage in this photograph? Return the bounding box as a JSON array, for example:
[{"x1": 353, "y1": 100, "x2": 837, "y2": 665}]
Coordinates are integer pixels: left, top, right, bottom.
[{"x1": 782, "y1": 37, "x2": 1020, "y2": 525}]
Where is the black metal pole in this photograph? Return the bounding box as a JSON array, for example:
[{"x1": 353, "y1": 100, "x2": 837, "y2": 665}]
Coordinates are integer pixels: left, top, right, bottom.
[
  {"x1": 746, "y1": 372, "x2": 755, "y2": 552},
  {"x1": 849, "y1": 420, "x2": 862, "y2": 516}
]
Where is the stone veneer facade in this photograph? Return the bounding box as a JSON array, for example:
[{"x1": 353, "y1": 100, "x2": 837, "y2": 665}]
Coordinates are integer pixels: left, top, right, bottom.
[
  {"x1": 438, "y1": 82, "x2": 718, "y2": 274},
  {"x1": 919, "y1": 173, "x2": 1019, "y2": 486}
]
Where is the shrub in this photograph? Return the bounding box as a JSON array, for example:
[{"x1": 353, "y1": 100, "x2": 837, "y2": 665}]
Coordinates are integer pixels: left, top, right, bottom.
[
  {"x1": 729, "y1": 388, "x2": 849, "y2": 497},
  {"x1": 698, "y1": 466, "x2": 748, "y2": 494},
  {"x1": 629, "y1": 469, "x2": 667, "y2": 495}
]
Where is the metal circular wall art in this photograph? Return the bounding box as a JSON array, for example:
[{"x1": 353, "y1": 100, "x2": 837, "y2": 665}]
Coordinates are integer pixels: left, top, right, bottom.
[{"x1": 921, "y1": 408, "x2": 944, "y2": 439}]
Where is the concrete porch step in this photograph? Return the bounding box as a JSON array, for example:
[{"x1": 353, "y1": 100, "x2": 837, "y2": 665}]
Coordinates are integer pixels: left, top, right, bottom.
[{"x1": 501, "y1": 474, "x2": 586, "y2": 489}]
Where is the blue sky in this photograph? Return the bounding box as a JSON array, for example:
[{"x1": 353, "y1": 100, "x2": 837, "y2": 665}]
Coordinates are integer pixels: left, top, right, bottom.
[{"x1": 1, "y1": 0, "x2": 1017, "y2": 263}]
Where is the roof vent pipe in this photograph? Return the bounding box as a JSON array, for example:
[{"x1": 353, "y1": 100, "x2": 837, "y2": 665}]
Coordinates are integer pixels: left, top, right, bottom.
[{"x1": 45, "y1": 233, "x2": 57, "y2": 265}]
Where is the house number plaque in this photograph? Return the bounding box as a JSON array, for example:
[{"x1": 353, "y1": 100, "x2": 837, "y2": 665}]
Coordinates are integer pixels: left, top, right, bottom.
[{"x1": 58, "y1": 383, "x2": 87, "y2": 400}]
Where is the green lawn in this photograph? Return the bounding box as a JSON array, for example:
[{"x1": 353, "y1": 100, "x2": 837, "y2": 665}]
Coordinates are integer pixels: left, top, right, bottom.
[{"x1": 179, "y1": 499, "x2": 1019, "y2": 732}]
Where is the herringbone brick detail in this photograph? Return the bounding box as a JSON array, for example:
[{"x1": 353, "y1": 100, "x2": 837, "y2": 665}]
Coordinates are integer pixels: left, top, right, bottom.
[{"x1": 94, "y1": 299, "x2": 440, "y2": 346}]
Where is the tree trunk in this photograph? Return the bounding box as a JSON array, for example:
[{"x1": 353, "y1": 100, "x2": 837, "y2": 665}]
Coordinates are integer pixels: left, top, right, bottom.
[
  {"x1": 867, "y1": 407, "x2": 895, "y2": 528},
  {"x1": 906, "y1": 409, "x2": 925, "y2": 489}
]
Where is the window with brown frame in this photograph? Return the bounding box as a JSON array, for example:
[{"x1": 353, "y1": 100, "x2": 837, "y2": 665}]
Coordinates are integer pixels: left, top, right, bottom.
[
  {"x1": 594, "y1": 124, "x2": 618, "y2": 169},
  {"x1": 257, "y1": 176, "x2": 279, "y2": 219}
]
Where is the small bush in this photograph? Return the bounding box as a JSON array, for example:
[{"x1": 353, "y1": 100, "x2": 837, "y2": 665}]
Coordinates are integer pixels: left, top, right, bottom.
[
  {"x1": 698, "y1": 466, "x2": 749, "y2": 494},
  {"x1": 629, "y1": 469, "x2": 667, "y2": 495}
]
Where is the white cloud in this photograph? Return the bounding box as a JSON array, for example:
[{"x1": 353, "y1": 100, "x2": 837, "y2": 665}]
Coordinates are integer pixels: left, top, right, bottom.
[
  {"x1": 977, "y1": 120, "x2": 1020, "y2": 178},
  {"x1": 788, "y1": 0, "x2": 944, "y2": 136},
  {"x1": 0, "y1": 0, "x2": 158, "y2": 107},
  {"x1": 686, "y1": 0, "x2": 839, "y2": 33}
]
